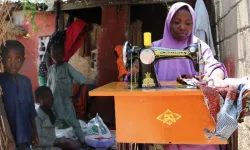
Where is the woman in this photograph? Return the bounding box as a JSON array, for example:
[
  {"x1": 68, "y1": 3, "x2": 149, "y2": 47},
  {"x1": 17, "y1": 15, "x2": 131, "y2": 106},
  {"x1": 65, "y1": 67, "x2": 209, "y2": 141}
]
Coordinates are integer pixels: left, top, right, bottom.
[
  {"x1": 127, "y1": 2, "x2": 227, "y2": 150},
  {"x1": 151, "y1": 2, "x2": 226, "y2": 83}
]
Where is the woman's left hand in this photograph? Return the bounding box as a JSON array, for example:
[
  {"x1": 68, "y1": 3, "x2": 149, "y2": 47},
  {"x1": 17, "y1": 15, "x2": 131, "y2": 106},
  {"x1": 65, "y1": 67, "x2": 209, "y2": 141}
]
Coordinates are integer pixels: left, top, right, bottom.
[
  {"x1": 203, "y1": 68, "x2": 226, "y2": 87},
  {"x1": 205, "y1": 76, "x2": 227, "y2": 87}
]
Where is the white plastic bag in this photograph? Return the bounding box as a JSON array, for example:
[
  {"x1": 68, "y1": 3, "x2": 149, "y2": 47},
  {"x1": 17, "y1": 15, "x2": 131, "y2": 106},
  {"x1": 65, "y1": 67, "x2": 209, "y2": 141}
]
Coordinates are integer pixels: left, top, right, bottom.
[
  {"x1": 55, "y1": 120, "x2": 86, "y2": 140},
  {"x1": 83, "y1": 114, "x2": 115, "y2": 148}
]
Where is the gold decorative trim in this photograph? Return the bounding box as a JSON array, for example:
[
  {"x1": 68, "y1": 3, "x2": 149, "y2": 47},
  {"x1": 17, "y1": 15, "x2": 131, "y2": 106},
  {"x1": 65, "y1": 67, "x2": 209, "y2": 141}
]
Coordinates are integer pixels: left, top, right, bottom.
[{"x1": 156, "y1": 109, "x2": 181, "y2": 125}]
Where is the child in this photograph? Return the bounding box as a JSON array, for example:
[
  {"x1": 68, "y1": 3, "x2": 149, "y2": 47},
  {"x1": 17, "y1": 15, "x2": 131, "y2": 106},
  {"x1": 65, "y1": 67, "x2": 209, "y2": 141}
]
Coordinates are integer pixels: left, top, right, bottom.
[
  {"x1": 34, "y1": 86, "x2": 81, "y2": 150},
  {"x1": 0, "y1": 40, "x2": 38, "y2": 149},
  {"x1": 47, "y1": 42, "x2": 86, "y2": 143}
]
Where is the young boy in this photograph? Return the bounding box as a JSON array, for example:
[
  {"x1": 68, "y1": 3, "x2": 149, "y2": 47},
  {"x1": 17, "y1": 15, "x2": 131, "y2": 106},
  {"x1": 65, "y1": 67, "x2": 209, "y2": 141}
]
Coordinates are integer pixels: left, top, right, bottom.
[
  {"x1": 0, "y1": 40, "x2": 38, "y2": 149},
  {"x1": 47, "y1": 42, "x2": 86, "y2": 143},
  {"x1": 34, "y1": 86, "x2": 81, "y2": 150}
]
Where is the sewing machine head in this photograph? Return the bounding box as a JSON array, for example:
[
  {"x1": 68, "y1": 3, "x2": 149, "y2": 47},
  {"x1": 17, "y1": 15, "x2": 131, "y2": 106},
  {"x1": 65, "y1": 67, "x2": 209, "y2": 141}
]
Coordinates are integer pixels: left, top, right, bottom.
[{"x1": 123, "y1": 32, "x2": 202, "y2": 89}]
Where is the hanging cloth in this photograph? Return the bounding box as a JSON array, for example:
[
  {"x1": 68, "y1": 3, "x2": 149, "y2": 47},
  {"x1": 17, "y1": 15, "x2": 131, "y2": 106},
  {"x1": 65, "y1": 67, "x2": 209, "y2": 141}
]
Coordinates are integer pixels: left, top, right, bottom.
[{"x1": 194, "y1": 0, "x2": 216, "y2": 55}]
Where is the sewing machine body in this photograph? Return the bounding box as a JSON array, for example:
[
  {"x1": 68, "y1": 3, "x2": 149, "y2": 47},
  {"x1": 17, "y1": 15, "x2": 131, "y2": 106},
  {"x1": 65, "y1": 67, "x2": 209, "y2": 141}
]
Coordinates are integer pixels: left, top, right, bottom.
[{"x1": 123, "y1": 41, "x2": 202, "y2": 89}]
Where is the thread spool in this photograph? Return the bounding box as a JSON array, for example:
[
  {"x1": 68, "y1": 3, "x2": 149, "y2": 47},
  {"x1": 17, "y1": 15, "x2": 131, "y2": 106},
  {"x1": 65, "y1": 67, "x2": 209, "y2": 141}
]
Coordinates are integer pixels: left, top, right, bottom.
[{"x1": 144, "y1": 32, "x2": 152, "y2": 47}]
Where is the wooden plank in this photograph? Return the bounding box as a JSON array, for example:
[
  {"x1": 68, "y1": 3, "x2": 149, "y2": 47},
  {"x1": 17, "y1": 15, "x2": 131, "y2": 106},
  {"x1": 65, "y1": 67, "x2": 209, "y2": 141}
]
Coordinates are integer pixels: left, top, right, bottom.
[
  {"x1": 61, "y1": 0, "x2": 183, "y2": 11},
  {"x1": 89, "y1": 82, "x2": 202, "y2": 97},
  {"x1": 0, "y1": 88, "x2": 15, "y2": 150}
]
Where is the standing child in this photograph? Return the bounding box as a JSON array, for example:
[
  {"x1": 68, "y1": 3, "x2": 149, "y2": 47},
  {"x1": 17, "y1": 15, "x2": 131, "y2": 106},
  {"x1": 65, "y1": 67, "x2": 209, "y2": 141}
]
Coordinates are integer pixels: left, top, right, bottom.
[
  {"x1": 0, "y1": 40, "x2": 38, "y2": 150},
  {"x1": 34, "y1": 86, "x2": 81, "y2": 150},
  {"x1": 47, "y1": 42, "x2": 86, "y2": 143}
]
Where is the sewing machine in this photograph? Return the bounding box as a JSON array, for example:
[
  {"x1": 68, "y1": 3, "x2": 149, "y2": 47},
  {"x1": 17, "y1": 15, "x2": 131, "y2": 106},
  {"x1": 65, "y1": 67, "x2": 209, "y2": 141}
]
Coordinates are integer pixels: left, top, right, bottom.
[
  {"x1": 89, "y1": 33, "x2": 226, "y2": 147},
  {"x1": 122, "y1": 32, "x2": 204, "y2": 88}
]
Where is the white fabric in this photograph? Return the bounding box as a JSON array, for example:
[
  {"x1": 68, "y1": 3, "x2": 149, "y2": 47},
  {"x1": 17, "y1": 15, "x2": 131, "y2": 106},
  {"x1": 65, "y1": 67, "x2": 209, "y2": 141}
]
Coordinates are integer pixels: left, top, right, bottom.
[
  {"x1": 223, "y1": 77, "x2": 248, "y2": 86},
  {"x1": 55, "y1": 120, "x2": 87, "y2": 140},
  {"x1": 194, "y1": 0, "x2": 216, "y2": 55}
]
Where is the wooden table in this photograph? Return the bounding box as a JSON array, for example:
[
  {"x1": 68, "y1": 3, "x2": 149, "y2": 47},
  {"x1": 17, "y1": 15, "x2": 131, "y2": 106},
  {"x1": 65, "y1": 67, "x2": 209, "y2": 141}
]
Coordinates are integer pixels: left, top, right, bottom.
[{"x1": 89, "y1": 82, "x2": 227, "y2": 145}]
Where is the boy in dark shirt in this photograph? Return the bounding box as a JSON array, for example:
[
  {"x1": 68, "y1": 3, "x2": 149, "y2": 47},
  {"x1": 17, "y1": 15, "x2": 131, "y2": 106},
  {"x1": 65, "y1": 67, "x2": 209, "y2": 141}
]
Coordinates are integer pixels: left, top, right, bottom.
[{"x1": 0, "y1": 40, "x2": 38, "y2": 150}]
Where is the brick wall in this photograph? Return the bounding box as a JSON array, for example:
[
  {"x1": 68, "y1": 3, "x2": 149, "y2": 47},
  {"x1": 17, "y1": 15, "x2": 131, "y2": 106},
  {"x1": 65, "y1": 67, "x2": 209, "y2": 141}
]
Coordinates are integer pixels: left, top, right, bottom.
[
  {"x1": 215, "y1": 0, "x2": 250, "y2": 77},
  {"x1": 214, "y1": 0, "x2": 250, "y2": 149}
]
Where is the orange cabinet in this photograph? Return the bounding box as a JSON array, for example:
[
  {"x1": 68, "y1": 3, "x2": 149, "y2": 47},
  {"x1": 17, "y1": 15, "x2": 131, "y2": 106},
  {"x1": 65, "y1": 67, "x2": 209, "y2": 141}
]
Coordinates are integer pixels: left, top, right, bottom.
[{"x1": 89, "y1": 82, "x2": 227, "y2": 145}]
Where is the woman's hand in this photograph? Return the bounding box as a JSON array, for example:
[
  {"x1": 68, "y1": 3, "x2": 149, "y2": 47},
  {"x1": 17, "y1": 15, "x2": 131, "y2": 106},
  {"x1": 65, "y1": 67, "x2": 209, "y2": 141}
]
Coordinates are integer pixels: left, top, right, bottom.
[
  {"x1": 205, "y1": 76, "x2": 227, "y2": 87},
  {"x1": 203, "y1": 68, "x2": 226, "y2": 87}
]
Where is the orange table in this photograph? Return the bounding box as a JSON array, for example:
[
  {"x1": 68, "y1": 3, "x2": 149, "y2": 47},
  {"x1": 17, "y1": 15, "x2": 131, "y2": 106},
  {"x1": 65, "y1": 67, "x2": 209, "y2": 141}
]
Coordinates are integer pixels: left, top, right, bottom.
[{"x1": 89, "y1": 82, "x2": 227, "y2": 144}]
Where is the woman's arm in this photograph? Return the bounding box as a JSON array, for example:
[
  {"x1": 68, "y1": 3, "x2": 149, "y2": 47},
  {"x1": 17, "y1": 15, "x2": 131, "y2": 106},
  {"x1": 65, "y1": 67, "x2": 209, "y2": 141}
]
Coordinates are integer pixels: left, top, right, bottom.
[
  {"x1": 200, "y1": 40, "x2": 227, "y2": 78},
  {"x1": 201, "y1": 41, "x2": 227, "y2": 86},
  {"x1": 209, "y1": 68, "x2": 225, "y2": 80}
]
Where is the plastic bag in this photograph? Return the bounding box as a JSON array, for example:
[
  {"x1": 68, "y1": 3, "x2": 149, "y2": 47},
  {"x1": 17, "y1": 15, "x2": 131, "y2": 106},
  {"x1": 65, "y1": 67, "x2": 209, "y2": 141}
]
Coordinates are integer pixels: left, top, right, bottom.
[
  {"x1": 55, "y1": 120, "x2": 87, "y2": 140},
  {"x1": 83, "y1": 114, "x2": 115, "y2": 148}
]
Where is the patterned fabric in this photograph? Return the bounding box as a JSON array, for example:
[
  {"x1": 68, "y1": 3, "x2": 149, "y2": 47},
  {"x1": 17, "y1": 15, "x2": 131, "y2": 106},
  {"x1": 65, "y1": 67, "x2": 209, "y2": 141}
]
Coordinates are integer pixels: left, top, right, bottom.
[
  {"x1": 209, "y1": 87, "x2": 238, "y2": 140},
  {"x1": 197, "y1": 83, "x2": 221, "y2": 122},
  {"x1": 177, "y1": 74, "x2": 250, "y2": 140},
  {"x1": 237, "y1": 84, "x2": 250, "y2": 121},
  {"x1": 38, "y1": 61, "x2": 48, "y2": 77},
  {"x1": 201, "y1": 84, "x2": 250, "y2": 140}
]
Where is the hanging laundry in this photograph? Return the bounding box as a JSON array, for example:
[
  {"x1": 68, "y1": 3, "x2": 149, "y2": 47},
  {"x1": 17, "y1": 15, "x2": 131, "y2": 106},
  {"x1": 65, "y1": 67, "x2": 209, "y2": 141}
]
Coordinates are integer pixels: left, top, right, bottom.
[
  {"x1": 114, "y1": 45, "x2": 128, "y2": 81},
  {"x1": 73, "y1": 84, "x2": 88, "y2": 119},
  {"x1": 194, "y1": 0, "x2": 216, "y2": 55}
]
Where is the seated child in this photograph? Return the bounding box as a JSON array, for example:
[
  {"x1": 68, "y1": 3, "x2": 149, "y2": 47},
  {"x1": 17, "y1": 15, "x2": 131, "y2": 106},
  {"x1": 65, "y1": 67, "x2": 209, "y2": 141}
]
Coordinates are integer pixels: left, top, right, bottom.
[
  {"x1": 34, "y1": 86, "x2": 81, "y2": 150},
  {"x1": 47, "y1": 42, "x2": 86, "y2": 142},
  {"x1": 0, "y1": 40, "x2": 38, "y2": 150}
]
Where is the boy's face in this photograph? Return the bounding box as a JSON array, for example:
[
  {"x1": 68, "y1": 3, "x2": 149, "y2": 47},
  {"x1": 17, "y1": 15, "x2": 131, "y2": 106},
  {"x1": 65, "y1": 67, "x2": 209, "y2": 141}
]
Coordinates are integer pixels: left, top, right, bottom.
[
  {"x1": 51, "y1": 48, "x2": 64, "y2": 63},
  {"x1": 2, "y1": 49, "x2": 24, "y2": 75},
  {"x1": 39, "y1": 90, "x2": 54, "y2": 108}
]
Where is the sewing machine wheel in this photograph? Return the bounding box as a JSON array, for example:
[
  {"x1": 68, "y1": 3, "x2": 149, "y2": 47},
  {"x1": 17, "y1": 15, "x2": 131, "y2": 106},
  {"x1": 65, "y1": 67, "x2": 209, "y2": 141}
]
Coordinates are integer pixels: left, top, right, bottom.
[
  {"x1": 123, "y1": 41, "x2": 130, "y2": 66},
  {"x1": 140, "y1": 49, "x2": 155, "y2": 65},
  {"x1": 189, "y1": 46, "x2": 196, "y2": 52}
]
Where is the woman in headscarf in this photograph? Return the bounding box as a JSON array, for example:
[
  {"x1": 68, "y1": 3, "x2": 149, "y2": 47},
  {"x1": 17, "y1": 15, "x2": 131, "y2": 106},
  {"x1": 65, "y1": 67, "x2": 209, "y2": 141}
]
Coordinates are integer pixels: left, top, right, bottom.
[
  {"x1": 155, "y1": 2, "x2": 227, "y2": 150},
  {"x1": 151, "y1": 2, "x2": 226, "y2": 83},
  {"x1": 126, "y1": 2, "x2": 227, "y2": 150}
]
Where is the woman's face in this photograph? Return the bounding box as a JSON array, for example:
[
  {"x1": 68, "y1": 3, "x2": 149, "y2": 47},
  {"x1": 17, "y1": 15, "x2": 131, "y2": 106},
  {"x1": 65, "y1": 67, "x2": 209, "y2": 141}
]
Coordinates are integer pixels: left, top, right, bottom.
[{"x1": 170, "y1": 8, "x2": 193, "y2": 41}]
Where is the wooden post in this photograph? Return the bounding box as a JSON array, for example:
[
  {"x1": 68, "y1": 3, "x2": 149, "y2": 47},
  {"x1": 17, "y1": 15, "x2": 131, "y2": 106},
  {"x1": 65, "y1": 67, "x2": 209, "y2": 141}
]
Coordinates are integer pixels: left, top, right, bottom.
[
  {"x1": 90, "y1": 4, "x2": 130, "y2": 126},
  {"x1": 0, "y1": 87, "x2": 15, "y2": 150},
  {"x1": 58, "y1": 11, "x2": 64, "y2": 30},
  {"x1": 55, "y1": 0, "x2": 60, "y2": 31}
]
